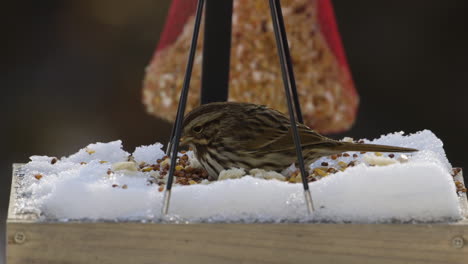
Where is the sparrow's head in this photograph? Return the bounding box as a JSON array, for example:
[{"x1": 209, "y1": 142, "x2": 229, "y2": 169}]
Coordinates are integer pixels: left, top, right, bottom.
[{"x1": 180, "y1": 102, "x2": 230, "y2": 148}]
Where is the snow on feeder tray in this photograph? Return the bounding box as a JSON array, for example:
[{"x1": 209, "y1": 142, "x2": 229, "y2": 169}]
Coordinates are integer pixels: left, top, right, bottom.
[{"x1": 6, "y1": 130, "x2": 468, "y2": 264}]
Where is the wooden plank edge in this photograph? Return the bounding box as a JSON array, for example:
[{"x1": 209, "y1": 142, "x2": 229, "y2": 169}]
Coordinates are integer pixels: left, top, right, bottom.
[
  {"x1": 7, "y1": 164, "x2": 22, "y2": 221},
  {"x1": 7, "y1": 222, "x2": 468, "y2": 264}
]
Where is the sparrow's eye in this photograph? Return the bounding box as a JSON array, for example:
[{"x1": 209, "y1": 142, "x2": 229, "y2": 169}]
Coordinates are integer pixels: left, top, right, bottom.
[{"x1": 192, "y1": 125, "x2": 203, "y2": 133}]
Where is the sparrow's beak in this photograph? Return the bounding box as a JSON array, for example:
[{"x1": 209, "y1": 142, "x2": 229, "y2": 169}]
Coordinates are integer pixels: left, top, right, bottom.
[{"x1": 179, "y1": 136, "x2": 192, "y2": 146}]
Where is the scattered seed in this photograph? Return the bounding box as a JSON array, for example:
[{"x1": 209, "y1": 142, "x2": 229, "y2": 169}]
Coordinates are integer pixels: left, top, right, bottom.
[
  {"x1": 375, "y1": 152, "x2": 383, "y2": 157},
  {"x1": 452, "y1": 167, "x2": 462, "y2": 176},
  {"x1": 295, "y1": 175, "x2": 303, "y2": 183},
  {"x1": 260, "y1": 20, "x2": 267, "y2": 32},
  {"x1": 99, "y1": 161, "x2": 108, "y2": 164},
  {"x1": 338, "y1": 161, "x2": 348, "y2": 168},
  {"x1": 293, "y1": 4, "x2": 306, "y2": 14},
  {"x1": 86, "y1": 149, "x2": 95, "y2": 155},
  {"x1": 158, "y1": 186, "x2": 164, "y2": 192},
  {"x1": 353, "y1": 154, "x2": 358, "y2": 158},
  {"x1": 331, "y1": 155, "x2": 338, "y2": 160},
  {"x1": 175, "y1": 165, "x2": 184, "y2": 171},
  {"x1": 80, "y1": 162, "x2": 87, "y2": 165},
  {"x1": 142, "y1": 167, "x2": 153, "y2": 172},
  {"x1": 313, "y1": 168, "x2": 327, "y2": 177},
  {"x1": 51, "y1": 158, "x2": 58, "y2": 165},
  {"x1": 34, "y1": 174, "x2": 43, "y2": 180},
  {"x1": 122, "y1": 184, "x2": 128, "y2": 189},
  {"x1": 343, "y1": 153, "x2": 350, "y2": 157},
  {"x1": 321, "y1": 162, "x2": 328, "y2": 166},
  {"x1": 389, "y1": 154, "x2": 395, "y2": 158},
  {"x1": 112, "y1": 184, "x2": 119, "y2": 188}
]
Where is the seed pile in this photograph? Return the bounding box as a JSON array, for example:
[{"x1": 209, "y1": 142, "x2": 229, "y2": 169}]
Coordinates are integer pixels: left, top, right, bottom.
[
  {"x1": 143, "y1": 0, "x2": 358, "y2": 133},
  {"x1": 141, "y1": 152, "x2": 210, "y2": 189}
]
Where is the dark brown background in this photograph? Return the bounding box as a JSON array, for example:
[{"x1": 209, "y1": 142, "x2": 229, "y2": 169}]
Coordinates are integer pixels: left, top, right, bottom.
[{"x1": 2, "y1": 1, "x2": 468, "y2": 262}]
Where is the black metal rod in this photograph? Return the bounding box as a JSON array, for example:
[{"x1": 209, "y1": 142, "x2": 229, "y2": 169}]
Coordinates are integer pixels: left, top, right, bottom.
[
  {"x1": 165, "y1": 0, "x2": 205, "y2": 194},
  {"x1": 274, "y1": 0, "x2": 303, "y2": 124},
  {"x1": 269, "y1": 0, "x2": 310, "y2": 192},
  {"x1": 200, "y1": 0, "x2": 233, "y2": 104}
]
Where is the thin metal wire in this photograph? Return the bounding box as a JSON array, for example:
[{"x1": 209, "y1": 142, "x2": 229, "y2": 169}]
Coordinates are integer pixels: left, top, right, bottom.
[
  {"x1": 162, "y1": 0, "x2": 205, "y2": 216},
  {"x1": 269, "y1": 0, "x2": 314, "y2": 213},
  {"x1": 274, "y1": 0, "x2": 303, "y2": 124}
]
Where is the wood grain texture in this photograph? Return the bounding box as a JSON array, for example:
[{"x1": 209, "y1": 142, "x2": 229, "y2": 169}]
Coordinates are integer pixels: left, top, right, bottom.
[
  {"x1": 7, "y1": 164, "x2": 468, "y2": 264},
  {"x1": 6, "y1": 221, "x2": 468, "y2": 264}
]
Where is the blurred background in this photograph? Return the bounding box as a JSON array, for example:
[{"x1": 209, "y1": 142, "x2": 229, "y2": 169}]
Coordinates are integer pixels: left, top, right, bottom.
[{"x1": 2, "y1": 1, "x2": 468, "y2": 262}]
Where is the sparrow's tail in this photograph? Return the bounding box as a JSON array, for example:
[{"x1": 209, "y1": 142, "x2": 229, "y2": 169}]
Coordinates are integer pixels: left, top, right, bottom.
[{"x1": 333, "y1": 142, "x2": 417, "y2": 153}]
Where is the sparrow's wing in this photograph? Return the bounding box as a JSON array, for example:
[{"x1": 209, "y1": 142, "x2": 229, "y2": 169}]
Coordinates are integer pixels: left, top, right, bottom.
[
  {"x1": 224, "y1": 116, "x2": 290, "y2": 150},
  {"x1": 239, "y1": 121, "x2": 336, "y2": 153},
  {"x1": 219, "y1": 103, "x2": 337, "y2": 151},
  {"x1": 258, "y1": 125, "x2": 337, "y2": 152}
]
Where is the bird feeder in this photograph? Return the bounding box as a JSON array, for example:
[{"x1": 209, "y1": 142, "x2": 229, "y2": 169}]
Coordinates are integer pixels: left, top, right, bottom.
[
  {"x1": 143, "y1": 0, "x2": 358, "y2": 134},
  {"x1": 7, "y1": 1, "x2": 468, "y2": 263}
]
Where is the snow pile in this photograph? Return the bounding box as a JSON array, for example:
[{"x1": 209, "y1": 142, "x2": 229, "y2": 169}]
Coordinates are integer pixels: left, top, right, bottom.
[{"x1": 16, "y1": 130, "x2": 463, "y2": 223}]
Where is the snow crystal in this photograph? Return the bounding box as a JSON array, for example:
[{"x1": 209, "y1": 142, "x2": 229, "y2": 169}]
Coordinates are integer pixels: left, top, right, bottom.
[
  {"x1": 249, "y1": 169, "x2": 286, "y2": 181},
  {"x1": 362, "y1": 153, "x2": 398, "y2": 166},
  {"x1": 63, "y1": 140, "x2": 129, "y2": 164},
  {"x1": 218, "y1": 168, "x2": 246, "y2": 180},
  {"x1": 15, "y1": 130, "x2": 464, "y2": 223},
  {"x1": 133, "y1": 143, "x2": 165, "y2": 164}
]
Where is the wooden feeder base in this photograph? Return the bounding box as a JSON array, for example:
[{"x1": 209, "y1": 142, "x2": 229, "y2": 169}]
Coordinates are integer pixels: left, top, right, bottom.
[{"x1": 7, "y1": 164, "x2": 468, "y2": 264}]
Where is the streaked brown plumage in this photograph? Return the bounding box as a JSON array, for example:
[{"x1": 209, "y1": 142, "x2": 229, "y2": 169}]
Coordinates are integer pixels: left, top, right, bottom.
[{"x1": 181, "y1": 102, "x2": 417, "y2": 180}]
